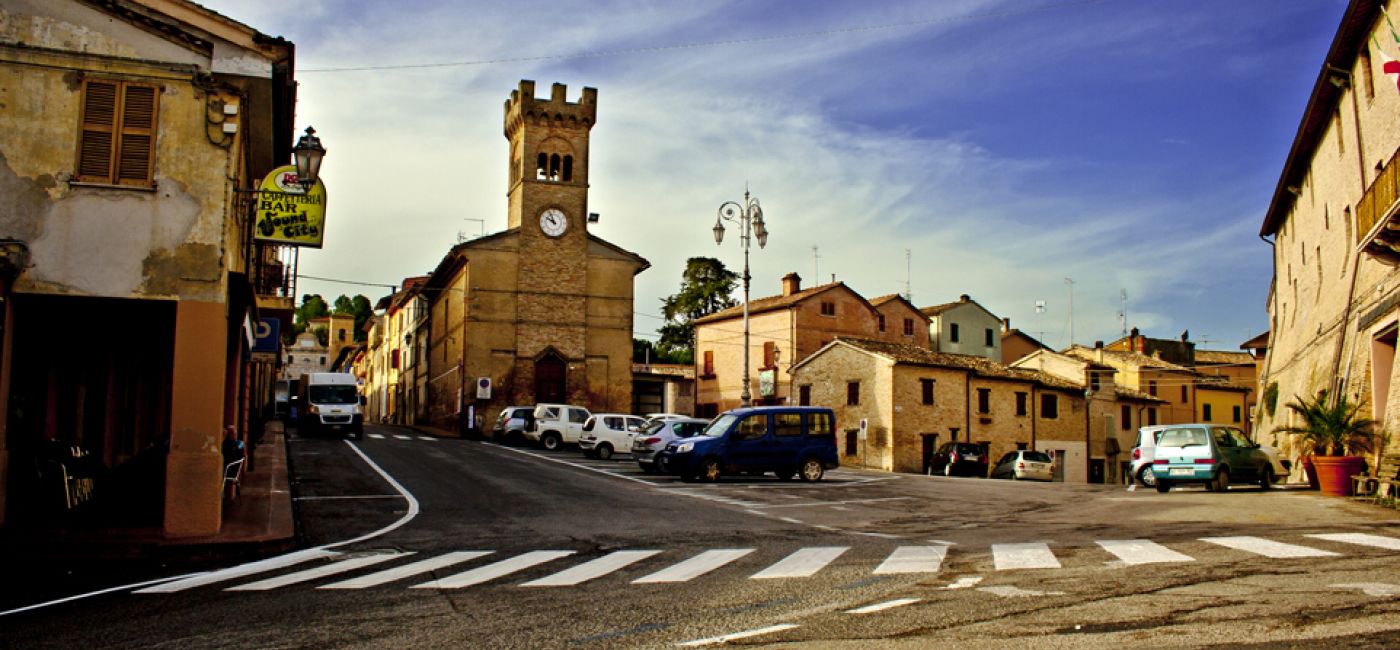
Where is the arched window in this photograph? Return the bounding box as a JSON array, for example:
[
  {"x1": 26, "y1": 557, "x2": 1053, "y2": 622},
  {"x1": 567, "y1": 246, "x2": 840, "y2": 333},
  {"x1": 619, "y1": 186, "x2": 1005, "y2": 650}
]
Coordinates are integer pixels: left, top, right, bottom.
[
  {"x1": 549, "y1": 154, "x2": 561, "y2": 181},
  {"x1": 562, "y1": 156, "x2": 573, "y2": 181},
  {"x1": 537, "y1": 153, "x2": 548, "y2": 180}
]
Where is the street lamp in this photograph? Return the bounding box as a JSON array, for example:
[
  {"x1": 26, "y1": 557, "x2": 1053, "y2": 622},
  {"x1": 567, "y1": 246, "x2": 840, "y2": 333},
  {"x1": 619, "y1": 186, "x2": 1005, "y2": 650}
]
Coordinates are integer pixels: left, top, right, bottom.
[
  {"x1": 292, "y1": 126, "x2": 326, "y2": 190},
  {"x1": 713, "y1": 188, "x2": 768, "y2": 408}
]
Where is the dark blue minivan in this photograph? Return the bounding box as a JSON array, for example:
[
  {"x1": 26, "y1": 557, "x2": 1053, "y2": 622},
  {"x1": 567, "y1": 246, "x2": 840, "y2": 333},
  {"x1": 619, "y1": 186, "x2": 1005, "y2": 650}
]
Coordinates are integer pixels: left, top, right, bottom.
[{"x1": 656, "y1": 406, "x2": 839, "y2": 482}]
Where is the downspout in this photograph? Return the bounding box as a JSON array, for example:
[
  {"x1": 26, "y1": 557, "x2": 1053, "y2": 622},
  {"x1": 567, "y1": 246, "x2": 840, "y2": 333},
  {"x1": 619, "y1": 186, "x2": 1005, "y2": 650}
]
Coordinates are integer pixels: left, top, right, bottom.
[
  {"x1": 1030, "y1": 385, "x2": 1037, "y2": 450},
  {"x1": 1329, "y1": 66, "x2": 1370, "y2": 406},
  {"x1": 1084, "y1": 387, "x2": 1092, "y2": 483},
  {"x1": 964, "y1": 371, "x2": 972, "y2": 442}
]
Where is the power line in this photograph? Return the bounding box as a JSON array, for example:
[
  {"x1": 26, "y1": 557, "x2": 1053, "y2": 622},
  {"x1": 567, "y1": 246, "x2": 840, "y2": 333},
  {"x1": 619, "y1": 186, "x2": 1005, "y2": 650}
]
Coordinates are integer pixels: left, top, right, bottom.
[{"x1": 300, "y1": 0, "x2": 1108, "y2": 73}]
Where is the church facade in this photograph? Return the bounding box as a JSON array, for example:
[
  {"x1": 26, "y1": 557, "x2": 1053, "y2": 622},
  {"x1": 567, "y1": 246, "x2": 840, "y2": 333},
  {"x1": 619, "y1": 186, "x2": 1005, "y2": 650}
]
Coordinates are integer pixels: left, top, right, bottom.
[{"x1": 423, "y1": 81, "x2": 648, "y2": 433}]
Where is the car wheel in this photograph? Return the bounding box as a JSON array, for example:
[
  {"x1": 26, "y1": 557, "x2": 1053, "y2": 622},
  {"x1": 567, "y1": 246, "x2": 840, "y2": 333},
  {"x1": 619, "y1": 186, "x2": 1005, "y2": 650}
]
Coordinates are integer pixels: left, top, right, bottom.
[
  {"x1": 542, "y1": 432, "x2": 562, "y2": 451},
  {"x1": 1259, "y1": 465, "x2": 1273, "y2": 490},
  {"x1": 596, "y1": 443, "x2": 613, "y2": 460},
  {"x1": 799, "y1": 457, "x2": 824, "y2": 482},
  {"x1": 1155, "y1": 481, "x2": 1171, "y2": 493},
  {"x1": 776, "y1": 470, "x2": 795, "y2": 481},
  {"x1": 1137, "y1": 465, "x2": 1156, "y2": 487},
  {"x1": 700, "y1": 458, "x2": 722, "y2": 483},
  {"x1": 1215, "y1": 467, "x2": 1230, "y2": 492}
]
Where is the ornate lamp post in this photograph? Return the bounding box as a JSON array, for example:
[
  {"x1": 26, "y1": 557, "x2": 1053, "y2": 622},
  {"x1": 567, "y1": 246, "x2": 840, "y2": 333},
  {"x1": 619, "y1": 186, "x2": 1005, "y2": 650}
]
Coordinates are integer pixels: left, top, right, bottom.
[
  {"x1": 292, "y1": 126, "x2": 326, "y2": 190},
  {"x1": 713, "y1": 188, "x2": 768, "y2": 408}
]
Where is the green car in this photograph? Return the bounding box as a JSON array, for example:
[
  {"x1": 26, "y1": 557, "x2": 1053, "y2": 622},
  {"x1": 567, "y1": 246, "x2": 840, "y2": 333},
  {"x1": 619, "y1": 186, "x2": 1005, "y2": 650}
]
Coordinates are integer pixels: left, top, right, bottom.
[{"x1": 1152, "y1": 424, "x2": 1279, "y2": 493}]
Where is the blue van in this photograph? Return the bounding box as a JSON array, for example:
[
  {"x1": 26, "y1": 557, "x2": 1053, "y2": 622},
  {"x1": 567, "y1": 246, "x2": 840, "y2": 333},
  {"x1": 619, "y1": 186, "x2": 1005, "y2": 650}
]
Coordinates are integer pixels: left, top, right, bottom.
[{"x1": 656, "y1": 406, "x2": 839, "y2": 482}]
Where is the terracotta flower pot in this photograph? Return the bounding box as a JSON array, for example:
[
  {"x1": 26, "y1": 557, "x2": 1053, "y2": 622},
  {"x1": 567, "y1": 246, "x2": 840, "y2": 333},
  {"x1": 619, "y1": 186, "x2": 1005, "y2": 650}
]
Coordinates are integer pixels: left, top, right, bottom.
[
  {"x1": 1311, "y1": 456, "x2": 1367, "y2": 496},
  {"x1": 1302, "y1": 457, "x2": 1320, "y2": 490}
]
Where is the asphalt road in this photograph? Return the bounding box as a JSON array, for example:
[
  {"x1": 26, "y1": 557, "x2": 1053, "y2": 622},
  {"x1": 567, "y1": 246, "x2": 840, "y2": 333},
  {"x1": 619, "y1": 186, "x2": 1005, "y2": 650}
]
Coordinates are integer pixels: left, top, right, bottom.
[{"x1": 4, "y1": 422, "x2": 1400, "y2": 649}]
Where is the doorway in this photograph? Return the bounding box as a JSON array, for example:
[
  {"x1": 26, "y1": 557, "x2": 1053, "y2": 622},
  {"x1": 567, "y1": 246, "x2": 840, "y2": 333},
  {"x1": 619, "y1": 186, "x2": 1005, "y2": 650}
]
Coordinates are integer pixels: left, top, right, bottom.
[
  {"x1": 535, "y1": 352, "x2": 566, "y2": 404},
  {"x1": 921, "y1": 433, "x2": 939, "y2": 474}
]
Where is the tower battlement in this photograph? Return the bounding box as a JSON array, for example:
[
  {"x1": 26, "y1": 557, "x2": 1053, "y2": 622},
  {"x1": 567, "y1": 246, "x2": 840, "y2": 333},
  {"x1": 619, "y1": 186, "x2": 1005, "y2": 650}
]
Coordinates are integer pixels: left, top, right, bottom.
[{"x1": 504, "y1": 80, "x2": 597, "y2": 137}]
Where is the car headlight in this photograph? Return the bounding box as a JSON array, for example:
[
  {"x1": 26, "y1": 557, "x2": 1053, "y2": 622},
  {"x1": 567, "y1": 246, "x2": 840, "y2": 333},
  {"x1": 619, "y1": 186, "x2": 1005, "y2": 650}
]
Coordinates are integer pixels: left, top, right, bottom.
[
  {"x1": 309, "y1": 405, "x2": 321, "y2": 414},
  {"x1": 675, "y1": 442, "x2": 694, "y2": 454}
]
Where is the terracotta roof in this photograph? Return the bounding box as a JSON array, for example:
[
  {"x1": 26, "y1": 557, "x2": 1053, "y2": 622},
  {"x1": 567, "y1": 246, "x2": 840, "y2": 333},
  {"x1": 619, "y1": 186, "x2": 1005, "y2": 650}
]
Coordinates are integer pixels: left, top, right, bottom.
[
  {"x1": 1063, "y1": 345, "x2": 1196, "y2": 374},
  {"x1": 1114, "y1": 386, "x2": 1166, "y2": 403},
  {"x1": 831, "y1": 338, "x2": 1082, "y2": 392},
  {"x1": 1240, "y1": 331, "x2": 1270, "y2": 350},
  {"x1": 694, "y1": 281, "x2": 853, "y2": 324},
  {"x1": 919, "y1": 299, "x2": 963, "y2": 317},
  {"x1": 1194, "y1": 350, "x2": 1255, "y2": 366}
]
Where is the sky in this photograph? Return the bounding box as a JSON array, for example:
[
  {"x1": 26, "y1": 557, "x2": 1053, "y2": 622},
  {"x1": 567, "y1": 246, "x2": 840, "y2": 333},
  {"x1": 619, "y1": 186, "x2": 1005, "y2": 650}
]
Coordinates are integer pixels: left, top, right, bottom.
[{"x1": 203, "y1": 0, "x2": 1346, "y2": 352}]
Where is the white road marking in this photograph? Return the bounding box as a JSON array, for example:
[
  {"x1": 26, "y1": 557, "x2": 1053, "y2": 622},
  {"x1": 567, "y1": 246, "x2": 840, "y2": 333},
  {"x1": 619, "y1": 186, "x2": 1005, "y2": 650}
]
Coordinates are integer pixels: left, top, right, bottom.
[
  {"x1": 846, "y1": 598, "x2": 921, "y2": 614},
  {"x1": 992, "y1": 542, "x2": 1060, "y2": 570},
  {"x1": 393, "y1": 434, "x2": 412, "y2": 440},
  {"x1": 943, "y1": 576, "x2": 983, "y2": 589},
  {"x1": 367, "y1": 433, "x2": 385, "y2": 439},
  {"x1": 1096, "y1": 539, "x2": 1195, "y2": 565},
  {"x1": 677, "y1": 624, "x2": 800, "y2": 647},
  {"x1": 751, "y1": 497, "x2": 913, "y2": 510},
  {"x1": 320, "y1": 551, "x2": 493, "y2": 589},
  {"x1": 227, "y1": 552, "x2": 412, "y2": 591},
  {"x1": 633, "y1": 549, "x2": 754, "y2": 584},
  {"x1": 1331, "y1": 583, "x2": 1400, "y2": 597},
  {"x1": 751, "y1": 547, "x2": 848, "y2": 579},
  {"x1": 874, "y1": 545, "x2": 948, "y2": 575},
  {"x1": 0, "y1": 573, "x2": 202, "y2": 616},
  {"x1": 523, "y1": 550, "x2": 661, "y2": 587},
  {"x1": 294, "y1": 495, "x2": 401, "y2": 501},
  {"x1": 778, "y1": 517, "x2": 804, "y2": 524},
  {"x1": 849, "y1": 531, "x2": 903, "y2": 539},
  {"x1": 1201, "y1": 536, "x2": 1340, "y2": 558},
  {"x1": 1307, "y1": 533, "x2": 1400, "y2": 551},
  {"x1": 417, "y1": 436, "x2": 437, "y2": 441},
  {"x1": 412, "y1": 551, "x2": 575, "y2": 589},
  {"x1": 979, "y1": 585, "x2": 1064, "y2": 598},
  {"x1": 135, "y1": 549, "x2": 340, "y2": 593}
]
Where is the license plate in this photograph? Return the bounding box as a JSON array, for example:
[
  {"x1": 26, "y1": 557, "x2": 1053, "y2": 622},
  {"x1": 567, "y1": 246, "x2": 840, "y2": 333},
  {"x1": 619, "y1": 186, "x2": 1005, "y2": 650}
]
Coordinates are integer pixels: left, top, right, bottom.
[{"x1": 1170, "y1": 468, "x2": 1193, "y2": 476}]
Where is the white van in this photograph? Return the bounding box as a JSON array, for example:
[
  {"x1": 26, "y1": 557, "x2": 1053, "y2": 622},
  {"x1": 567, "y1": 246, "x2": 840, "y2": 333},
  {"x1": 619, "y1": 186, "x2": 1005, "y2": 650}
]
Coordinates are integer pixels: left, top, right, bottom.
[{"x1": 298, "y1": 372, "x2": 364, "y2": 439}]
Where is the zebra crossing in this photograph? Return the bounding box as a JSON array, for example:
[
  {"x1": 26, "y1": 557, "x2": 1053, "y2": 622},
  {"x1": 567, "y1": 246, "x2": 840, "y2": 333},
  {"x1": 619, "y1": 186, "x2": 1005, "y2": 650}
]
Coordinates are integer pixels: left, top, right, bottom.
[
  {"x1": 365, "y1": 433, "x2": 438, "y2": 442},
  {"x1": 133, "y1": 532, "x2": 1400, "y2": 595}
]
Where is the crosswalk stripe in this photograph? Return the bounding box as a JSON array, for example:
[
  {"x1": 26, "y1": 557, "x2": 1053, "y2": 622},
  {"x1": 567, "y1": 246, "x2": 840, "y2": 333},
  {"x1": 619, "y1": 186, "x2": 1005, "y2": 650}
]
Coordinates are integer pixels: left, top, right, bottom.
[
  {"x1": 1201, "y1": 536, "x2": 1340, "y2": 558},
  {"x1": 751, "y1": 547, "x2": 848, "y2": 579},
  {"x1": 1306, "y1": 533, "x2": 1400, "y2": 551},
  {"x1": 633, "y1": 549, "x2": 754, "y2": 584},
  {"x1": 417, "y1": 436, "x2": 437, "y2": 441},
  {"x1": 992, "y1": 542, "x2": 1060, "y2": 570},
  {"x1": 522, "y1": 550, "x2": 661, "y2": 587},
  {"x1": 393, "y1": 434, "x2": 412, "y2": 440},
  {"x1": 1096, "y1": 539, "x2": 1195, "y2": 565},
  {"x1": 846, "y1": 598, "x2": 921, "y2": 614},
  {"x1": 678, "y1": 624, "x2": 800, "y2": 647},
  {"x1": 367, "y1": 433, "x2": 385, "y2": 439},
  {"x1": 135, "y1": 549, "x2": 339, "y2": 593},
  {"x1": 319, "y1": 551, "x2": 493, "y2": 589},
  {"x1": 227, "y1": 552, "x2": 412, "y2": 591},
  {"x1": 873, "y1": 545, "x2": 948, "y2": 575},
  {"x1": 411, "y1": 551, "x2": 575, "y2": 589}
]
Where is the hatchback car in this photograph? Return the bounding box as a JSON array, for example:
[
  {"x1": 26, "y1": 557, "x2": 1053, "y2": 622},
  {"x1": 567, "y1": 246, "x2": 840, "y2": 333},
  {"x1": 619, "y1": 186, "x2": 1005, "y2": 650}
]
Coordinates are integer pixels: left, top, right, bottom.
[
  {"x1": 633, "y1": 416, "x2": 710, "y2": 473},
  {"x1": 929, "y1": 442, "x2": 989, "y2": 478},
  {"x1": 990, "y1": 450, "x2": 1054, "y2": 481},
  {"x1": 1130, "y1": 425, "x2": 1172, "y2": 487},
  {"x1": 491, "y1": 406, "x2": 535, "y2": 446},
  {"x1": 656, "y1": 406, "x2": 839, "y2": 482},
  {"x1": 579, "y1": 413, "x2": 647, "y2": 459},
  {"x1": 1152, "y1": 424, "x2": 1288, "y2": 492}
]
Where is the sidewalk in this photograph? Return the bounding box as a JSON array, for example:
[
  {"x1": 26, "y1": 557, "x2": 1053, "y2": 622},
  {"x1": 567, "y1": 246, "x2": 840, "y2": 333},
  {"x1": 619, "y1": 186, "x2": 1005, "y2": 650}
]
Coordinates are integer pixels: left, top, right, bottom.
[{"x1": 0, "y1": 421, "x2": 296, "y2": 566}]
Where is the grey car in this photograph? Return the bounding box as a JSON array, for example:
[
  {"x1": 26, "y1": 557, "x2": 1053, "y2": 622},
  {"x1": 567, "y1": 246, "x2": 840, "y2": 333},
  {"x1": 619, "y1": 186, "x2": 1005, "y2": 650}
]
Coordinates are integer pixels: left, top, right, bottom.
[
  {"x1": 491, "y1": 406, "x2": 535, "y2": 445},
  {"x1": 632, "y1": 416, "x2": 709, "y2": 473}
]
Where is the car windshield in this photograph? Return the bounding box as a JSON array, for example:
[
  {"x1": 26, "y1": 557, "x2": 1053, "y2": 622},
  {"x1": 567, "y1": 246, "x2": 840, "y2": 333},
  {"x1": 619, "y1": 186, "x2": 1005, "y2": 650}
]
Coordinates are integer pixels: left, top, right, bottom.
[
  {"x1": 309, "y1": 385, "x2": 358, "y2": 404},
  {"x1": 702, "y1": 414, "x2": 739, "y2": 437},
  {"x1": 1022, "y1": 451, "x2": 1052, "y2": 463},
  {"x1": 675, "y1": 422, "x2": 705, "y2": 438},
  {"x1": 953, "y1": 444, "x2": 982, "y2": 454},
  {"x1": 1157, "y1": 427, "x2": 1209, "y2": 448},
  {"x1": 642, "y1": 421, "x2": 666, "y2": 435}
]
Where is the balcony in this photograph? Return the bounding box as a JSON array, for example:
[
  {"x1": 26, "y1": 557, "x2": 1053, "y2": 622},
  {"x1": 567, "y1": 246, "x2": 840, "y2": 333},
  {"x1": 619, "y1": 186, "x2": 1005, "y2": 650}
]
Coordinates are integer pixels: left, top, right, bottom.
[{"x1": 1357, "y1": 149, "x2": 1400, "y2": 265}]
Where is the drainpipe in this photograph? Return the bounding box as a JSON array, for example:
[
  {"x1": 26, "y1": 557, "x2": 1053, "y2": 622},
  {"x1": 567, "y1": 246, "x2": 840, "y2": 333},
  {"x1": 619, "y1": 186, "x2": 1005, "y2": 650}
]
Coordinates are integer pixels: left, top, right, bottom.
[
  {"x1": 1084, "y1": 388, "x2": 1092, "y2": 482},
  {"x1": 964, "y1": 371, "x2": 972, "y2": 442},
  {"x1": 1326, "y1": 65, "x2": 1370, "y2": 406}
]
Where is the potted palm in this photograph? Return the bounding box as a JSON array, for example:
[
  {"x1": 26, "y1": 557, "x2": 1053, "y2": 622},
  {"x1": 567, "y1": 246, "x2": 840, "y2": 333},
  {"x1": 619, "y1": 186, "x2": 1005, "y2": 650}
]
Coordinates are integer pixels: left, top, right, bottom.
[{"x1": 1275, "y1": 391, "x2": 1376, "y2": 496}]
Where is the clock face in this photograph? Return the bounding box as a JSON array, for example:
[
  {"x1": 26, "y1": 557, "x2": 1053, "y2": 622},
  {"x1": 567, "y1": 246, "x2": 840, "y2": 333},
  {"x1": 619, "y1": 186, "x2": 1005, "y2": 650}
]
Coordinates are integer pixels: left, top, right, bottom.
[{"x1": 539, "y1": 208, "x2": 568, "y2": 237}]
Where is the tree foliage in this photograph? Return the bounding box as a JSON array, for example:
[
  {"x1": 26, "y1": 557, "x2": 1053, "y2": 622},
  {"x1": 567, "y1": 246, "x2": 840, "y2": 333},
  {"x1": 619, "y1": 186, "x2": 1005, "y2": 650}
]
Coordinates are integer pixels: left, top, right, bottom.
[
  {"x1": 291, "y1": 293, "x2": 372, "y2": 342},
  {"x1": 656, "y1": 257, "x2": 738, "y2": 358}
]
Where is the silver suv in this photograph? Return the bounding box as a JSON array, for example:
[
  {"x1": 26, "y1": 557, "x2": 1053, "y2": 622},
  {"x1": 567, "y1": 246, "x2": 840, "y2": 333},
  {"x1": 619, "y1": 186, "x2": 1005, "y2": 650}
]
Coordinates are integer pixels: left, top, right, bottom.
[{"x1": 491, "y1": 406, "x2": 534, "y2": 445}]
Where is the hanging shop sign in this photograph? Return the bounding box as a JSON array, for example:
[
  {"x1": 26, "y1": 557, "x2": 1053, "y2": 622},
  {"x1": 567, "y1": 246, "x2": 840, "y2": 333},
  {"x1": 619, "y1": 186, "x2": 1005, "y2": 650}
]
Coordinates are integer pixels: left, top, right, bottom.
[{"x1": 253, "y1": 165, "x2": 328, "y2": 248}]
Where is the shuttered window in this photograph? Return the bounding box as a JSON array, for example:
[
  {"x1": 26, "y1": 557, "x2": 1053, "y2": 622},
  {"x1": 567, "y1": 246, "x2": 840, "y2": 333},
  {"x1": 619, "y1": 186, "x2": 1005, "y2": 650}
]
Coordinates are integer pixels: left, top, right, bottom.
[{"x1": 76, "y1": 79, "x2": 158, "y2": 186}]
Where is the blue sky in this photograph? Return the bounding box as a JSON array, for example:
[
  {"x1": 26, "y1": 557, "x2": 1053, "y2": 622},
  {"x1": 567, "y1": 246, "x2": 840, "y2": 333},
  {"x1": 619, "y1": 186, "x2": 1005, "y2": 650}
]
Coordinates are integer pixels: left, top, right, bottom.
[{"x1": 204, "y1": 0, "x2": 1345, "y2": 351}]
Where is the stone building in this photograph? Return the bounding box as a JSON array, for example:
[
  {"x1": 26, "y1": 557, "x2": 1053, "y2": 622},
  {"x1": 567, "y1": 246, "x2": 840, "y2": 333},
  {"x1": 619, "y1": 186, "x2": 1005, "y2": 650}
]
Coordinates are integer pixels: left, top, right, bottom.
[
  {"x1": 0, "y1": 0, "x2": 297, "y2": 535},
  {"x1": 422, "y1": 81, "x2": 647, "y2": 434},
  {"x1": 1256, "y1": 0, "x2": 1400, "y2": 468},
  {"x1": 791, "y1": 338, "x2": 1089, "y2": 481},
  {"x1": 1000, "y1": 317, "x2": 1050, "y2": 365},
  {"x1": 921, "y1": 294, "x2": 1003, "y2": 361},
  {"x1": 693, "y1": 273, "x2": 928, "y2": 416}
]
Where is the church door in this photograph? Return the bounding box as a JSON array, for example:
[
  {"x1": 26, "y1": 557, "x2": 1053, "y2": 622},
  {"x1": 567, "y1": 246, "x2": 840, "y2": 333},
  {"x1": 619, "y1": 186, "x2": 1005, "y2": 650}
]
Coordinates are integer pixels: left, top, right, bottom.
[{"x1": 535, "y1": 353, "x2": 566, "y2": 403}]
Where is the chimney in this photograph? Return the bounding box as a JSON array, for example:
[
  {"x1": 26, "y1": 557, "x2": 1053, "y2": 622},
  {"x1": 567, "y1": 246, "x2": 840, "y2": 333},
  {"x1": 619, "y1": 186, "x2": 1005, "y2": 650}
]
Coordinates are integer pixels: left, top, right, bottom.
[
  {"x1": 781, "y1": 272, "x2": 802, "y2": 296},
  {"x1": 1001, "y1": 317, "x2": 1011, "y2": 333},
  {"x1": 960, "y1": 294, "x2": 970, "y2": 302},
  {"x1": 1094, "y1": 340, "x2": 1104, "y2": 364}
]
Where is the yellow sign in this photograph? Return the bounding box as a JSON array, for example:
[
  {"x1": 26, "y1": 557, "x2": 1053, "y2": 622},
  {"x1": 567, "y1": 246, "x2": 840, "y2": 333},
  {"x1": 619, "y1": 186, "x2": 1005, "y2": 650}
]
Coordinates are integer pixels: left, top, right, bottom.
[{"x1": 253, "y1": 165, "x2": 328, "y2": 248}]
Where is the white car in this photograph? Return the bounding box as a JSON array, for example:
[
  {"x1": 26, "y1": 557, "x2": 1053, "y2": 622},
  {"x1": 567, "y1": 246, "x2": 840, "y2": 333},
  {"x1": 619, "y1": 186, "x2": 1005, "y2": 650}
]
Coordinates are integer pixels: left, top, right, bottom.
[
  {"x1": 989, "y1": 450, "x2": 1054, "y2": 481},
  {"x1": 632, "y1": 416, "x2": 711, "y2": 473},
  {"x1": 579, "y1": 414, "x2": 647, "y2": 460},
  {"x1": 523, "y1": 404, "x2": 592, "y2": 451}
]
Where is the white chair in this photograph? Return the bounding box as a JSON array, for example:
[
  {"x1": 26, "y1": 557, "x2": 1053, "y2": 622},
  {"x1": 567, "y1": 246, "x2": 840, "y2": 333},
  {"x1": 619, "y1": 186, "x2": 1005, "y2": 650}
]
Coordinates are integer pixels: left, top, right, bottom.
[{"x1": 222, "y1": 458, "x2": 245, "y2": 503}]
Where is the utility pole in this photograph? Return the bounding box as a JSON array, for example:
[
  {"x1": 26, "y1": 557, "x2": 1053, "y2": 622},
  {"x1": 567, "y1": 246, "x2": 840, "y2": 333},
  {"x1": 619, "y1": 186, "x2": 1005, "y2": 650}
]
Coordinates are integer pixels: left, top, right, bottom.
[
  {"x1": 1035, "y1": 300, "x2": 1046, "y2": 343},
  {"x1": 1064, "y1": 277, "x2": 1075, "y2": 347},
  {"x1": 812, "y1": 245, "x2": 820, "y2": 284},
  {"x1": 905, "y1": 249, "x2": 912, "y2": 302},
  {"x1": 1119, "y1": 288, "x2": 1128, "y2": 337}
]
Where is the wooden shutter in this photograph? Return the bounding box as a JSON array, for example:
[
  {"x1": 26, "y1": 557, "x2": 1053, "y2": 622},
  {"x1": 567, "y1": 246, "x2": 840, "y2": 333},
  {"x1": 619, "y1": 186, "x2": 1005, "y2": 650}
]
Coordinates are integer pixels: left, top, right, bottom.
[
  {"x1": 76, "y1": 79, "x2": 157, "y2": 186},
  {"x1": 116, "y1": 83, "x2": 157, "y2": 186},
  {"x1": 77, "y1": 79, "x2": 118, "y2": 183}
]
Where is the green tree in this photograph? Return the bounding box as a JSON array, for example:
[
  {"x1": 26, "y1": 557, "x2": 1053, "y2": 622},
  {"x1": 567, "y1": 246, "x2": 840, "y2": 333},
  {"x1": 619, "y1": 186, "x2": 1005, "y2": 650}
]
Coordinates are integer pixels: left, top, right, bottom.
[
  {"x1": 351, "y1": 295, "x2": 373, "y2": 341},
  {"x1": 333, "y1": 295, "x2": 356, "y2": 315},
  {"x1": 657, "y1": 257, "x2": 738, "y2": 359},
  {"x1": 291, "y1": 294, "x2": 330, "y2": 340},
  {"x1": 1274, "y1": 391, "x2": 1376, "y2": 456}
]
